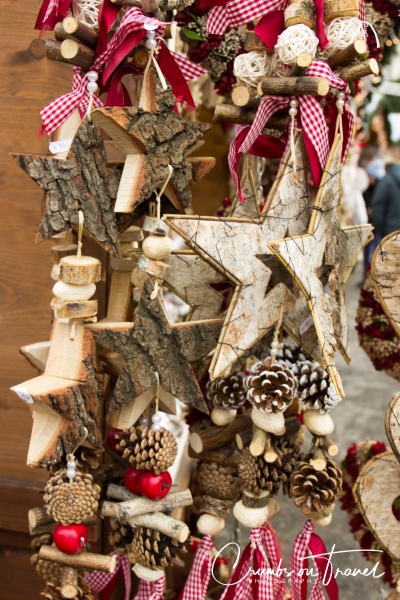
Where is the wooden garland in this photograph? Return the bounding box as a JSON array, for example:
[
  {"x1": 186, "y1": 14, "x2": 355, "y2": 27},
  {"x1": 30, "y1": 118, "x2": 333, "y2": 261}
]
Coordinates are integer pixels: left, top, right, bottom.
[{"x1": 371, "y1": 231, "x2": 400, "y2": 337}]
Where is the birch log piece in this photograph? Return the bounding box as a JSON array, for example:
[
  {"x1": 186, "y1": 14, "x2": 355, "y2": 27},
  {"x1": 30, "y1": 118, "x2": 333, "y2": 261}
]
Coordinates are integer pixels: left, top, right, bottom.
[
  {"x1": 336, "y1": 58, "x2": 379, "y2": 81},
  {"x1": 102, "y1": 489, "x2": 193, "y2": 520},
  {"x1": 60, "y1": 39, "x2": 95, "y2": 70},
  {"x1": 165, "y1": 131, "x2": 311, "y2": 380},
  {"x1": 214, "y1": 104, "x2": 289, "y2": 130},
  {"x1": 39, "y1": 546, "x2": 117, "y2": 572},
  {"x1": 257, "y1": 76, "x2": 329, "y2": 97},
  {"x1": 11, "y1": 116, "x2": 122, "y2": 257},
  {"x1": 91, "y1": 69, "x2": 214, "y2": 215},
  {"x1": 290, "y1": 52, "x2": 313, "y2": 76},
  {"x1": 386, "y1": 392, "x2": 400, "y2": 463},
  {"x1": 231, "y1": 83, "x2": 259, "y2": 108},
  {"x1": 189, "y1": 414, "x2": 252, "y2": 453},
  {"x1": 269, "y1": 134, "x2": 373, "y2": 395},
  {"x1": 62, "y1": 17, "x2": 99, "y2": 48},
  {"x1": 354, "y1": 451, "x2": 400, "y2": 560},
  {"x1": 327, "y1": 39, "x2": 368, "y2": 69},
  {"x1": 371, "y1": 231, "x2": 400, "y2": 336},
  {"x1": 88, "y1": 278, "x2": 222, "y2": 417}
]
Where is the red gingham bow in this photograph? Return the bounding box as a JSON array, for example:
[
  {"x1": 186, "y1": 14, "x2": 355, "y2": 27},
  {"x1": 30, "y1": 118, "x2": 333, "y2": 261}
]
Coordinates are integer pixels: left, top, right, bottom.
[
  {"x1": 207, "y1": 0, "x2": 280, "y2": 34},
  {"x1": 84, "y1": 552, "x2": 131, "y2": 600},
  {"x1": 290, "y1": 520, "x2": 339, "y2": 600},
  {"x1": 133, "y1": 574, "x2": 165, "y2": 600},
  {"x1": 181, "y1": 535, "x2": 213, "y2": 600},
  {"x1": 229, "y1": 60, "x2": 354, "y2": 194}
]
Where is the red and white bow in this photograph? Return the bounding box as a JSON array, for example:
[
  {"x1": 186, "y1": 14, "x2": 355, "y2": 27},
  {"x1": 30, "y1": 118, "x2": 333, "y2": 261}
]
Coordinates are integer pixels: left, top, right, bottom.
[
  {"x1": 181, "y1": 535, "x2": 213, "y2": 600},
  {"x1": 84, "y1": 551, "x2": 131, "y2": 600},
  {"x1": 290, "y1": 520, "x2": 339, "y2": 600},
  {"x1": 133, "y1": 574, "x2": 166, "y2": 600},
  {"x1": 229, "y1": 60, "x2": 354, "y2": 196}
]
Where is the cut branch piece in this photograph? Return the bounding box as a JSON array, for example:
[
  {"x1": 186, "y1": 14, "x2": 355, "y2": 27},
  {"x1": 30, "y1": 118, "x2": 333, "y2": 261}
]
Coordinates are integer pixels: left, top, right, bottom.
[
  {"x1": 214, "y1": 104, "x2": 288, "y2": 129},
  {"x1": 60, "y1": 567, "x2": 79, "y2": 599},
  {"x1": 62, "y1": 17, "x2": 98, "y2": 48},
  {"x1": 60, "y1": 39, "x2": 95, "y2": 70},
  {"x1": 327, "y1": 39, "x2": 367, "y2": 69},
  {"x1": 39, "y1": 546, "x2": 116, "y2": 572},
  {"x1": 102, "y1": 489, "x2": 193, "y2": 520},
  {"x1": 291, "y1": 52, "x2": 313, "y2": 76},
  {"x1": 189, "y1": 414, "x2": 252, "y2": 453},
  {"x1": 231, "y1": 83, "x2": 260, "y2": 108},
  {"x1": 257, "y1": 76, "x2": 329, "y2": 97},
  {"x1": 336, "y1": 58, "x2": 379, "y2": 81}
]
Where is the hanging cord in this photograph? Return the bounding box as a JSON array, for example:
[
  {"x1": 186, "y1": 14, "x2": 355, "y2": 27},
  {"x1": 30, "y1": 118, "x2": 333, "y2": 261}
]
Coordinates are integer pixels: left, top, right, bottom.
[
  {"x1": 289, "y1": 99, "x2": 299, "y2": 180},
  {"x1": 270, "y1": 305, "x2": 284, "y2": 365},
  {"x1": 141, "y1": 33, "x2": 168, "y2": 111},
  {"x1": 67, "y1": 427, "x2": 88, "y2": 483},
  {"x1": 149, "y1": 165, "x2": 173, "y2": 300},
  {"x1": 70, "y1": 211, "x2": 84, "y2": 341},
  {"x1": 335, "y1": 91, "x2": 345, "y2": 140},
  {"x1": 154, "y1": 371, "x2": 160, "y2": 414}
]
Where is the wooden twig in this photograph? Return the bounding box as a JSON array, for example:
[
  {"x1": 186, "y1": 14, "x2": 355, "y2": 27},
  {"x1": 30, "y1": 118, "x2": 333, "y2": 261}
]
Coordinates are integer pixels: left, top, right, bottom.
[
  {"x1": 249, "y1": 426, "x2": 266, "y2": 457},
  {"x1": 61, "y1": 39, "x2": 95, "y2": 70},
  {"x1": 235, "y1": 428, "x2": 253, "y2": 450},
  {"x1": 62, "y1": 17, "x2": 98, "y2": 48},
  {"x1": 264, "y1": 434, "x2": 279, "y2": 463},
  {"x1": 327, "y1": 39, "x2": 367, "y2": 69},
  {"x1": 291, "y1": 52, "x2": 313, "y2": 77},
  {"x1": 60, "y1": 567, "x2": 79, "y2": 599},
  {"x1": 231, "y1": 83, "x2": 259, "y2": 108},
  {"x1": 102, "y1": 489, "x2": 193, "y2": 520},
  {"x1": 39, "y1": 546, "x2": 116, "y2": 572},
  {"x1": 214, "y1": 104, "x2": 289, "y2": 130},
  {"x1": 189, "y1": 414, "x2": 252, "y2": 453},
  {"x1": 336, "y1": 58, "x2": 379, "y2": 82},
  {"x1": 257, "y1": 76, "x2": 329, "y2": 97}
]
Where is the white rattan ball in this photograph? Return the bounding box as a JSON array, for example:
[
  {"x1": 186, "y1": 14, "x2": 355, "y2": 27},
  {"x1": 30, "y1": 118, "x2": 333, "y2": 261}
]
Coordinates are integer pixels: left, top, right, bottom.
[
  {"x1": 234, "y1": 51, "x2": 272, "y2": 87},
  {"x1": 324, "y1": 17, "x2": 365, "y2": 57},
  {"x1": 275, "y1": 24, "x2": 319, "y2": 65},
  {"x1": 73, "y1": 0, "x2": 102, "y2": 28}
]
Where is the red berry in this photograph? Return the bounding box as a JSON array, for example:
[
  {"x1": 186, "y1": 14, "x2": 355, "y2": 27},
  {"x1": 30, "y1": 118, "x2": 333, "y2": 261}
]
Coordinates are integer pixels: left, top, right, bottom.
[
  {"x1": 106, "y1": 428, "x2": 122, "y2": 453},
  {"x1": 53, "y1": 523, "x2": 88, "y2": 555},
  {"x1": 138, "y1": 471, "x2": 172, "y2": 500},
  {"x1": 124, "y1": 467, "x2": 143, "y2": 495}
]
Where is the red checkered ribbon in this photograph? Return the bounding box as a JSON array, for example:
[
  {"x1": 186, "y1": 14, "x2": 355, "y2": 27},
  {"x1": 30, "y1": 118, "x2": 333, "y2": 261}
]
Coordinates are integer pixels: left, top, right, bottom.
[
  {"x1": 181, "y1": 535, "x2": 213, "y2": 600},
  {"x1": 35, "y1": 0, "x2": 71, "y2": 31},
  {"x1": 229, "y1": 60, "x2": 354, "y2": 194},
  {"x1": 84, "y1": 552, "x2": 131, "y2": 600},
  {"x1": 133, "y1": 574, "x2": 165, "y2": 599},
  {"x1": 207, "y1": 0, "x2": 278, "y2": 34},
  {"x1": 290, "y1": 520, "x2": 339, "y2": 600}
]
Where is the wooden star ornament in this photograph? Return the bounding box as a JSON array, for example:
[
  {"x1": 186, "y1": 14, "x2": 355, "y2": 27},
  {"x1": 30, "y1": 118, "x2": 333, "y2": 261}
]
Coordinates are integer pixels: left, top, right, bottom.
[
  {"x1": 269, "y1": 134, "x2": 373, "y2": 396},
  {"x1": 87, "y1": 277, "x2": 223, "y2": 417},
  {"x1": 91, "y1": 69, "x2": 215, "y2": 215},
  {"x1": 165, "y1": 130, "x2": 311, "y2": 380},
  {"x1": 10, "y1": 116, "x2": 123, "y2": 257}
]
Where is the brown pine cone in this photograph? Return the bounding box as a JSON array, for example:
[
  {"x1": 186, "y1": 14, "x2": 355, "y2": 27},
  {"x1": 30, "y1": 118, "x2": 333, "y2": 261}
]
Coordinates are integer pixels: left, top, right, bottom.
[
  {"x1": 41, "y1": 577, "x2": 93, "y2": 600},
  {"x1": 127, "y1": 527, "x2": 189, "y2": 570},
  {"x1": 198, "y1": 462, "x2": 243, "y2": 500},
  {"x1": 290, "y1": 456, "x2": 342, "y2": 514},
  {"x1": 244, "y1": 357, "x2": 297, "y2": 413},
  {"x1": 116, "y1": 425, "x2": 177, "y2": 475},
  {"x1": 44, "y1": 469, "x2": 101, "y2": 526},
  {"x1": 206, "y1": 372, "x2": 246, "y2": 410},
  {"x1": 291, "y1": 360, "x2": 340, "y2": 413},
  {"x1": 109, "y1": 519, "x2": 135, "y2": 554},
  {"x1": 238, "y1": 440, "x2": 302, "y2": 495},
  {"x1": 31, "y1": 554, "x2": 62, "y2": 582}
]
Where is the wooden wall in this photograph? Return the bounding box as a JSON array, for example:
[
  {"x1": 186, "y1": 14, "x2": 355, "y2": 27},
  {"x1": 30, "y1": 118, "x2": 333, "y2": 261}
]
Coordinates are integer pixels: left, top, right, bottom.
[{"x1": 0, "y1": 3, "x2": 228, "y2": 598}]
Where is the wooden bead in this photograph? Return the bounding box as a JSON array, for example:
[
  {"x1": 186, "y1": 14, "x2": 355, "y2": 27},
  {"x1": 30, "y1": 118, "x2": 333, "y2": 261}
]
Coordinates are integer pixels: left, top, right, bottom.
[
  {"x1": 51, "y1": 298, "x2": 98, "y2": 319},
  {"x1": 60, "y1": 255, "x2": 101, "y2": 285},
  {"x1": 197, "y1": 514, "x2": 225, "y2": 536},
  {"x1": 137, "y1": 255, "x2": 170, "y2": 279},
  {"x1": 211, "y1": 407, "x2": 237, "y2": 426},
  {"x1": 142, "y1": 235, "x2": 173, "y2": 261},
  {"x1": 242, "y1": 489, "x2": 270, "y2": 509},
  {"x1": 303, "y1": 410, "x2": 334, "y2": 436},
  {"x1": 142, "y1": 216, "x2": 168, "y2": 236},
  {"x1": 324, "y1": 0, "x2": 359, "y2": 23},
  {"x1": 233, "y1": 499, "x2": 269, "y2": 528},
  {"x1": 251, "y1": 408, "x2": 286, "y2": 435},
  {"x1": 132, "y1": 563, "x2": 165, "y2": 581},
  {"x1": 52, "y1": 280, "x2": 96, "y2": 301}
]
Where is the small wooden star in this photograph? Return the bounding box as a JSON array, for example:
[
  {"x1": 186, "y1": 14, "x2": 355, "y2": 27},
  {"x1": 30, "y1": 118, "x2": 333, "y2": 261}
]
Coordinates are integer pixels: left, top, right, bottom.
[
  {"x1": 269, "y1": 134, "x2": 373, "y2": 396},
  {"x1": 88, "y1": 277, "x2": 222, "y2": 416},
  {"x1": 11, "y1": 116, "x2": 123, "y2": 257},
  {"x1": 91, "y1": 69, "x2": 215, "y2": 215},
  {"x1": 166, "y1": 130, "x2": 311, "y2": 380}
]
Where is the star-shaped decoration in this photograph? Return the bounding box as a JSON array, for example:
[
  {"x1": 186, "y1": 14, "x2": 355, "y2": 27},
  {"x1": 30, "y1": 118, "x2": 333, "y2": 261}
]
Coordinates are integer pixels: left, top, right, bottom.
[
  {"x1": 165, "y1": 130, "x2": 311, "y2": 380},
  {"x1": 11, "y1": 116, "x2": 123, "y2": 257},
  {"x1": 269, "y1": 134, "x2": 373, "y2": 395},
  {"x1": 91, "y1": 68, "x2": 215, "y2": 215},
  {"x1": 87, "y1": 277, "x2": 222, "y2": 416}
]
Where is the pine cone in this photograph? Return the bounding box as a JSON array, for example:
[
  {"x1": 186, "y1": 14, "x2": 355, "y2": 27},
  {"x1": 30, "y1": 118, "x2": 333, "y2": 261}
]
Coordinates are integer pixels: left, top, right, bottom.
[
  {"x1": 206, "y1": 371, "x2": 246, "y2": 409},
  {"x1": 244, "y1": 357, "x2": 297, "y2": 413},
  {"x1": 127, "y1": 527, "x2": 189, "y2": 570},
  {"x1": 41, "y1": 577, "x2": 93, "y2": 600},
  {"x1": 109, "y1": 519, "x2": 135, "y2": 553},
  {"x1": 31, "y1": 554, "x2": 62, "y2": 582},
  {"x1": 290, "y1": 456, "x2": 343, "y2": 514},
  {"x1": 262, "y1": 343, "x2": 306, "y2": 365},
  {"x1": 198, "y1": 462, "x2": 243, "y2": 500},
  {"x1": 238, "y1": 440, "x2": 302, "y2": 495},
  {"x1": 291, "y1": 360, "x2": 340, "y2": 413},
  {"x1": 116, "y1": 425, "x2": 177, "y2": 475},
  {"x1": 44, "y1": 469, "x2": 101, "y2": 526}
]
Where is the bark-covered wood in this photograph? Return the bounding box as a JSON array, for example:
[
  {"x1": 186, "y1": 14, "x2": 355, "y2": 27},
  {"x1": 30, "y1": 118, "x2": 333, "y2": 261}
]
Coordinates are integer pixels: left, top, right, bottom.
[
  {"x1": 291, "y1": 52, "x2": 313, "y2": 76},
  {"x1": 214, "y1": 104, "x2": 289, "y2": 129},
  {"x1": 327, "y1": 39, "x2": 367, "y2": 69},
  {"x1": 102, "y1": 489, "x2": 193, "y2": 520},
  {"x1": 354, "y1": 451, "x2": 400, "y2": 561},
  {"x1": 336, "y1": 58, "x2": 379, "y2": 81},
  {"x1": 196, "y1": 494, "x2": 234, "y2": 517},
  {"x1": 60, "y1": 39, "x2": 95, "y2": 70},
  {"x1": 324, "y1": 0, "x2": 359, "y2": 22},
  {"x1": 63, "y1": 17, "x2": 98, "y2": 48},
  {"x1": 269, "y1": 135, "x2": 373, "y2": 395},
  {"x1": 284, "y1": 0, "x2": 315, "y2": 27},
  {"x1": 231, "y1": 83, "x2": 259, "y2": 108},
  {"x1": 386, "y1": 392, "x2": 400, "y2": 463},
  {"x1": 244, "y1": 31, "x2": 269, "y2": 52},
  {"x1": 91, "y1": 69, "x2": 213, "y2": 214},
  {"x1": 165, "y1": 131, "x2": 311, "y2": 380},
  {"x1": 11, "y1": 116, "x2": 122, "y2": 257},
  {"x1": 189, "y1": 414, "x2": 252, "y2": 453},
  {"x1": 371, "y1": 231, "x2": 400, "y2": 336},
  {"x1": 39, "y1": 546, "x2": 116, "y2": 572},
  {"x1": 258, "y1": 76, "x2": 329, "y2": 97},
  {"x1": 45, "y1": 39, "x2": 80, "y2": 67},
  {"x1": 188, "y1": 444, "x2": 242, "y2": 467},
  {"x1": 88, "y1": 277, "x2": 221, "y2": 416},
  {"x1": 60, "y1": 567, "x2": 79, "y2": 599}
]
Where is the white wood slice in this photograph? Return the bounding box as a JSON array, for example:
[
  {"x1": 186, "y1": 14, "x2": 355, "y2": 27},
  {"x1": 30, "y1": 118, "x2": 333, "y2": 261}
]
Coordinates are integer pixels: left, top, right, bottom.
[{"x1": 371, "y1": 231, "x2": 400, "y2": 337}]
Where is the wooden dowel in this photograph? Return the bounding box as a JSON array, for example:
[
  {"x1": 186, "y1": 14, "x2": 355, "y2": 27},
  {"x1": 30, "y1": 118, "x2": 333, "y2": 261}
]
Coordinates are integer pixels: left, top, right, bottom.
[
  {"x1": 60, "y1": 567, "x2": 79, "y2": 599},
  {"x1": 263, "y1": 434, "x2": 279, "y2": 463},
  {"x1": 188, "y1": 445, "x2": 242, "y2": 468},
  {"x1": 327, "y1": 39, "x2": 367, "y2": 69},
  {"x1": 249, "y1": 426, "x2": 266, "y2": 457},
  {"x1": 39, "y1": 546, "x2": 116, "y2": 573},
  {"x1": 29, "y1": 507, "x2": 97, "y2": 536},
  {"x1": 54, "y1": 22, "x2": 77, "y2": 43},
  {"x1": 318, "y1": 436, "x2": 339, "y2": 456},
  {"x1": 336, "y1": 58, "x2": 379, "y2": 82},
  {"x1": 310, "y1": 446, "x2": 327, "y2": 471},
  {"x1": 60, "y1": 39, "x2": 95, "y2": 70},
  {"x1": 189, "y1": 414, "x2": 252, "y2": 453},
  {"x1": 45, "y1": 39, "x2": 93, "y2": 70},
  {"x1": 231, "y1": 83, "x2": 260, "y2": 108},
  {"x1": 291, "y1": 52, "x2": 313, "y2": 77},
  {"x1": 214, "y1": 104, "x2": 289, "y2": 130},
  {"x1": 63, "y1": 17, "x2": 98, "y2": 49},
  {"x1": 102, "y1": 489, "x2": 193, "y2": 521},
  {"x1": 236, "y1": 428, "x2": 253, "y2": 450},
  {"x1": 258, "y1": 76, "x2": 329, "y2": 97}
]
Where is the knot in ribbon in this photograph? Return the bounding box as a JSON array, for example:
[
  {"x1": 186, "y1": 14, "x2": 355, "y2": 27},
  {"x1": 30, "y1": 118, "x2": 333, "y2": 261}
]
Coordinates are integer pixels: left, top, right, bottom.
[{"x1": 133, "y1": 574, "x2": 166, "y2": 600}]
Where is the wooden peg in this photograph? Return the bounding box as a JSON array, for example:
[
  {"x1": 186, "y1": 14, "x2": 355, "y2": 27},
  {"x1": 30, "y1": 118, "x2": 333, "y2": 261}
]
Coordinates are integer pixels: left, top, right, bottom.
[
  {"x1": 231, "y1": 83, "x2": 260, "y2": 108},
  {"x1": 249, "y1": 426, "x2": 266, "y2": 457},
  {"x1": 257, "y1": 76, "x2": 329, "y2": 97},
  {"x1": 39, "y1": 546, "x2": 116, "y2": 572},
  {"x1": 60, "y1": 567, "x2": 79, "y2": 599},
  {"x1": 62, "y1": 17, "x2": 99, "y2": 49},
  {"x1": 309, "y1": 446, "x2": 327, "y2": 471},
  {"x1": 263, "y1": 434, "x2": 279, "y2": 463},
  {"x1": 189, "y1": 414, "x2": 252, "y2": 453},
  {"x1": 291, "y1": 52, "x2": 313, "y2": 76},
  {"x1": 336, "y1": 58, "x2": 379, "y2": 82},
  {"x1": 60, "y1": 39, "x2": 95, "y2": 70},
  {"x1": 327, "y1": 39, "x2": 367, "y2": 69},
  {"x1": 102, "y1": 489, "x2": 193, "y2": 520}
]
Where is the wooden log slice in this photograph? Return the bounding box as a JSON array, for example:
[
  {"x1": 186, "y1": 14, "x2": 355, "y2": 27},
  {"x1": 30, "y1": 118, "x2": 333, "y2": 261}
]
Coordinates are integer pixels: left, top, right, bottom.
[{"x1": 371, "y1": 231, "x2": 400, "y2": 336}]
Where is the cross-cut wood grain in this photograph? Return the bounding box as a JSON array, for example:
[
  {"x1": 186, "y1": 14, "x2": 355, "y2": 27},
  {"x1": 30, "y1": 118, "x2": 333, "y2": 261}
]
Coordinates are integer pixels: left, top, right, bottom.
[
  {"x1": 165, "y1": 131, "x2": 310, "y2": 379},
  {"x1": 10, "y1": 116, "x2": 122, "y2": 257},
  {"x1": 87, "y1": 277, "x2": 222, "y2": 416},
  {"x1": 354, "y1": 451, "x2": 400, "y2": 561},
  {"x1": 371, "y1": 231, "x2": 400, "y2": 337},
  {"x1": 269, "y1": 135, "x2": 373, "y2": 396}
]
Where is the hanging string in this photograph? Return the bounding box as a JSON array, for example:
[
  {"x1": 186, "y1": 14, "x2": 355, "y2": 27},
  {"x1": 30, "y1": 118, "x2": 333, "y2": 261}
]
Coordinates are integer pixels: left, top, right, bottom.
[
  {"x1": 270, "y1": 305, "x2": 284, "y2": 365},
  {"x1": 155, "y1": 164, "x2": 173, "y2": 219},
  {"x1": 77, "y1": 210, "x2": 84, "y2": 260},
  {"x1": 141, "y1": 36, "x2": 168, "y2": 111},
  {"x1": 154, "y1": 371, "x2": 160, "y2": 414},
  {"x1": 68, "y1": 427, "x2": 88, "y2": 483}
]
